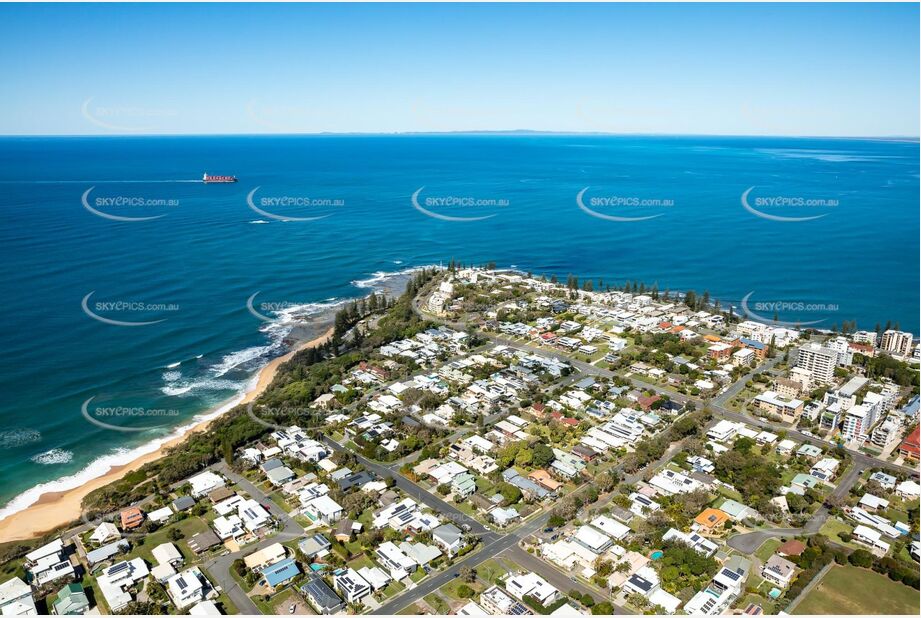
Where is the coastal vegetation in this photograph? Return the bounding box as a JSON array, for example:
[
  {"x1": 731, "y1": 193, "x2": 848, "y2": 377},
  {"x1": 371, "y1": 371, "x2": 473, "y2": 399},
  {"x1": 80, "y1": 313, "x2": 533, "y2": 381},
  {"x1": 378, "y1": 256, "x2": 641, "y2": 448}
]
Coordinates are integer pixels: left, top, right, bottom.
[{"x1": 81, "y1": 268, "x2": 440, "y2": 516}]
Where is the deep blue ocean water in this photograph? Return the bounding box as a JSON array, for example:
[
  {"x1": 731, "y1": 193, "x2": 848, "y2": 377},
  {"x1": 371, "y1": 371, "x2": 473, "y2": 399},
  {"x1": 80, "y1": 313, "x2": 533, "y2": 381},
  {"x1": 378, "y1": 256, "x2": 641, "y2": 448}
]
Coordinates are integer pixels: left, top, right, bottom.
[{"x1": 0, "y1": 134, "x2": 917, "y2": 517}]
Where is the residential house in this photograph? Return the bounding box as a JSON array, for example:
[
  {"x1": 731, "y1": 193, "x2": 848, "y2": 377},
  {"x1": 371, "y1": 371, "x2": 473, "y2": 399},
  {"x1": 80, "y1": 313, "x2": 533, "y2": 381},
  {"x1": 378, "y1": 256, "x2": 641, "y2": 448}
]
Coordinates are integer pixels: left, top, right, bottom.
[
  {"x1": 433, "y1": 523, "x2": 465, "y2": 557},
  {"x1": 95, "y1": 558, "x2": 149, "y2": 613},
  {"x1": 119, "y1": 507, "x2": 144, "y2": 531},
  {"x1": 188, "y1": 471, "x2": 226, "y2": 497},
  {"x1": 298, "y1": 534, "x2": 332, "y2": 560},
  {"x1": 479, "y1": 585, "x2": 529, "y2": 615},
  {"x1": 166, "y1": 567, "x2": 213, "y2": 610},
  {"x1": 187, "y1": 530, "x2": 221, "y2": 555},
  {"x1": 505, "y1": 573, "x2": 560, "y2": 606},
  {"x1": 262, "y1": 558, "x2": 300, "y2": 591},
  {"x1": 51, "y1": 583, "x2": 89, "y2": 616},
  {"x1": 244, "y1": 543, "x2": 287, "y2": 572},
  {"x1": 693, "y1": 508, "x2": 730, "y2": 533},
  {"x1": 89, "y1": 522, "x2": 121, "y2": 544},
  {"x1": 761, "y1": 555, "x2": 796, "y2": 588},
  {"x1": 0, "y1": 577, "x2": 36, "y2": 616},
  {"x1": 300, "y1": 577, "x2": 345, "y2": 615},
  {"x1": 25, "y1": 539, "x2": 74, "y2": 586},
  {"x1": 333, "y1": 568, "x2": 371, "y2": 604},
  {"x1": 303, "y1": 495, "x2": 344, "y2": 525}
]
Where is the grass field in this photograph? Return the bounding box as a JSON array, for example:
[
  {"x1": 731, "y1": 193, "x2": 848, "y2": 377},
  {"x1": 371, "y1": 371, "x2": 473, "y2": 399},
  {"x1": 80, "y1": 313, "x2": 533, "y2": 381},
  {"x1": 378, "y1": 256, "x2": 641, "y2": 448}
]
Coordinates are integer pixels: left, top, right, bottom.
[
  {"x1": 793, "y1": 565, "x2": 919, "y2": 615},
  {"x1": 754, "y1": 538, "x2": 782, "y2": 563}
]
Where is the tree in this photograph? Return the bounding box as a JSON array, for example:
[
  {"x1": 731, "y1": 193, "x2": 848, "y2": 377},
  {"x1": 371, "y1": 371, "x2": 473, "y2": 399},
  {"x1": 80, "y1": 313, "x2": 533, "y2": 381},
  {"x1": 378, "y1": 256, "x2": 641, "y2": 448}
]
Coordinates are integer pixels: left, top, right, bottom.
[
  {"x1": 497, "y1": 482, "x2": 522, "y2": 506},
  {"x1": 460, "y1": 566, "x2": 477, "y2": 583},
  {"x1": 532, "y1": 443, "x2": 555, "y2": 468},
  {"x1": 514, "y1": 447, "x2": 534, "y2": 467},
  {"x1": 592, "y1": 602, "x2": 614, "y2": 615},
  {"x1": 548, "y1": 514, "x2": 565, "y2": 528},
  {"x1": 848, "y1": 549, "x2": 874, "y2": 568}
]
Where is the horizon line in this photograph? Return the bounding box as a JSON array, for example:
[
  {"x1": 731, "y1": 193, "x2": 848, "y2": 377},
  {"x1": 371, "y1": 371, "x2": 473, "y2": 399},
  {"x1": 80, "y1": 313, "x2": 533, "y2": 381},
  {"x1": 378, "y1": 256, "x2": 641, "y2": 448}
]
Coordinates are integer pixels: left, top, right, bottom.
[{"x1": 0, "y1": 130, "x2": 919, "y2": 141}]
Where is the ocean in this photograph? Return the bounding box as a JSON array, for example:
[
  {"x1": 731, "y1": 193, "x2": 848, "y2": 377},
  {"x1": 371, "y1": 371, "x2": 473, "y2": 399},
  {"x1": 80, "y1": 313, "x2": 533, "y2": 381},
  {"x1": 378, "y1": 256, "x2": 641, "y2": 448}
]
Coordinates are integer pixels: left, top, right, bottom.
[{"x1": 0, "y1": 134, "x2": 917, "y2": 518}]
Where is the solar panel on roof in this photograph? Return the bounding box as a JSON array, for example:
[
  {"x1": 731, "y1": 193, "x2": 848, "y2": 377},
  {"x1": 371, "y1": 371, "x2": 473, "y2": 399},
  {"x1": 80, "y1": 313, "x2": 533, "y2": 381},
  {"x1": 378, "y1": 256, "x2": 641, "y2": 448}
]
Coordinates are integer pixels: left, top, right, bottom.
[
  {"x1": 108, "y1": 562, "x2": 129, "y2": 575},
  {"x1": 721, "y1": 569, "x2": 742, "y2": 581}
]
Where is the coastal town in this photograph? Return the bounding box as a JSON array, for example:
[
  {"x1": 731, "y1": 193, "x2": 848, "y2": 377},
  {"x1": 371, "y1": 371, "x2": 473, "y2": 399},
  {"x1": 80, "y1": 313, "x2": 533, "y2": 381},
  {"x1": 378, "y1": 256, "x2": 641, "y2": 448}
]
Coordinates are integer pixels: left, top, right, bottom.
[{"x1": 1, "y1": 266, "x2": 918, "y2": 616}]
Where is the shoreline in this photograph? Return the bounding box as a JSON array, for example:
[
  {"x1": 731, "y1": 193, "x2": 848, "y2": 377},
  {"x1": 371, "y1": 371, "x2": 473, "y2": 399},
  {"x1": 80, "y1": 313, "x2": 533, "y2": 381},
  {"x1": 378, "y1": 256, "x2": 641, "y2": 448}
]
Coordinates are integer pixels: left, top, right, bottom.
[{"x1": 0, "y1": 326, "x2": 334, "y2": 543}]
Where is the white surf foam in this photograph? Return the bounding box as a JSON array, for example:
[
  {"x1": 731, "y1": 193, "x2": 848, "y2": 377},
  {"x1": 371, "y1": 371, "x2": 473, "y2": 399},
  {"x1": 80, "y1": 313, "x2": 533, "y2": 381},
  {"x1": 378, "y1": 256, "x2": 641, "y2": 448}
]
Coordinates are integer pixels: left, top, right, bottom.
[
  {"x1": 0, "y1": 429, "x2": 42, "y2": 449},
  {"x1": 351, "y1": 265, "x2": 432, "y2": 289},
  {"x1": 0, "y1": 265, "x2": 441, "y2": 523},
  {"x1": 161, "y1": 377, "x2": 245, "y2": 397},
  {"x1": 31, "y1": 449, "x2": 74, "y2": 465},
  {"x1": 0, "y1": 383, "x2": 254, "y2": 522}
]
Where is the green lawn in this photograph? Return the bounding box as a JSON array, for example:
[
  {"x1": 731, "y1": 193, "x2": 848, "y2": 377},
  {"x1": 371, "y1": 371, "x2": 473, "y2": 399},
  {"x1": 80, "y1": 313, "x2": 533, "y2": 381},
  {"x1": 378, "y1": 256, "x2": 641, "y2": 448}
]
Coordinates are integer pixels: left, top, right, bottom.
[
  {"x1": 397, "y1": 603, "x2": 425, "y2": 615},
  {"x1": 347, "y1": 554, "x2": 374, "y2": 571},
  {"x1": 793, "y1": 565, "x2": 920, "y2": 615},
  {"x1": 127, "y1": 516, "x2": 209, "y2": 564},
  {"x1": 477, "y1": 558, "x2": 515, "y2": 585},
  {"x1": 818, "y1": 518, "x2": 856, "y2": 546},
  {"x1": 381, "y1": 580, "x2": 406, "y2": 599},
  {"x1": 739, "y1": 591, "x2": 776, "y2": 615},
  {"x1": 441, "y1": 577, "x2": 484, "y2": 601},
  {"x1": 754, "y1": 538, "x2": 783, "y2": 563},
  {"x1": 410, "y1": 567, "x2": 427, "y2": 583},
  {"x1": 424, "y1": 592, "x2": 451, "y2": 614}
]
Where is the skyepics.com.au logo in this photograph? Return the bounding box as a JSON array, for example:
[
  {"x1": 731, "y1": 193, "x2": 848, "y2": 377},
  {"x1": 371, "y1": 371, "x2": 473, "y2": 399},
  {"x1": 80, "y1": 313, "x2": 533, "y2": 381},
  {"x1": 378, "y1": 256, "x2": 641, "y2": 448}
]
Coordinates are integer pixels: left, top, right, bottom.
[
  {"x1": 246, "y1": 292, "x2": 318, "y2": 322},
  {"x1": 246, "y1": 187, "x2": 344, "y2": 222},
  {"x1": 576, "y1": 187, "x2": 673, "y2": 222},
  {"x1": 81, "y1": 396, "x2": 180, "y2": 433},
  {"x1": 411, "y1": 187, "x2": 509, "y2": 222},
  {"x1": 247, "y1": 401, "x2": 323, "y2": 430},
  {"x1": 82, "y1": 187, "x2": 179, "y2": 222},
  {"x1": 81, "y1": 97, "x2": 179, "y2": 132},
  {"x1": 82, "y1": 291, "x2": 179, "y2": 326},
  {"x1": 740, "y1": 291, "x2": 838, "y2": 327},
  {"x1": 741, "y1": 186, "x2": 838, "y2": 222}
]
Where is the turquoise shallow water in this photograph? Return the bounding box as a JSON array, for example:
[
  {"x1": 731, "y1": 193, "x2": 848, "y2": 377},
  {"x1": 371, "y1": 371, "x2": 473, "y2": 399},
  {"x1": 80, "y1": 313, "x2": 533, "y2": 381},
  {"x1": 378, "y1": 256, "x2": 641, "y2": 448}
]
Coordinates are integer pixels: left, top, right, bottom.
[{"x1": 0, "y1": 134, "x2": 917, "y2": 516}]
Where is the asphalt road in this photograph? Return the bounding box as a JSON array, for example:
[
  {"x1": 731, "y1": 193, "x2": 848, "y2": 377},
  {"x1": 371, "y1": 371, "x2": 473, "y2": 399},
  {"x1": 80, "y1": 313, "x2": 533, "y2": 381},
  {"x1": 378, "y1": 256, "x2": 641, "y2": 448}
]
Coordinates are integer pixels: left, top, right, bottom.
[
  {"x1": 727, "y1": 460, "x2": 867, "y2": 554},
  {"x1": 201, "y1": 462, "x2": 306, "y2": 615},
  {"x1": 322, "y1": 426, "x2": 632, "y2": 614}
]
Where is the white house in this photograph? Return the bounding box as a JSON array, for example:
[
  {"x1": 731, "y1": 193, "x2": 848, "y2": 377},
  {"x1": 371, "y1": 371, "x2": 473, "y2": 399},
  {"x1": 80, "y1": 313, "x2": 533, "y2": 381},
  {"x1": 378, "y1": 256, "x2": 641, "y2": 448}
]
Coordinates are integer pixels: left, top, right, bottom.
[
  {"x1": 90, "y1": 522, "x2": 121, "y2": 544},
  {"x1": 303, "y1": 495, "x2": 344, "y2": 525},
  {"x1": 166, "y1": 567, "x2": 211, "y2": 610},
  {"x1": 505, "y1": 573, "x2": 560, "y2": 606},
  {"x1": 0, "y1": 577, "x2": 36, "y2": 616},
  {"x1": 853, "y1": 524, "x2": 891, "y2": 554},
  {"x1": 188, "y1": 471, "x2": 225, "y2": 497},
  {"x1": 334, "y1": 568, "x2": 371, "y2": 604}
]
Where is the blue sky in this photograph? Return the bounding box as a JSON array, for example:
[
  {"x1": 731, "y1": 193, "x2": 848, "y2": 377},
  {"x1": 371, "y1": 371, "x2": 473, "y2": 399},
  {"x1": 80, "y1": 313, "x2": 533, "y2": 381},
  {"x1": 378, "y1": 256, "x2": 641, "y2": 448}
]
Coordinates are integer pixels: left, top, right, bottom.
[{"x1": 1, "y1": 2, "x2": 918, "y2": 136}]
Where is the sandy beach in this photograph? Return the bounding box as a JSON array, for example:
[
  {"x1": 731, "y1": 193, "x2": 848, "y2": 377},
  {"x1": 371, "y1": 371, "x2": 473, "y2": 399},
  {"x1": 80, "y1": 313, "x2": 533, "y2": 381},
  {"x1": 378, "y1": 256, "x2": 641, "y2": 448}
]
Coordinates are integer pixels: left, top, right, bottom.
[{"x1": 0, "y1": 326, "x2": 334, "y2": 543}]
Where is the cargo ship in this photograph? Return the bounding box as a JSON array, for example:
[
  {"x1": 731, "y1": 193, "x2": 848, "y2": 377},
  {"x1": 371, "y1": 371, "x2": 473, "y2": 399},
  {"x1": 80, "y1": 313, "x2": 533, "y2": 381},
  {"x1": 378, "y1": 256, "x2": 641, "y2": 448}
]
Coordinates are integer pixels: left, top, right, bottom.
[{"x1": 202, "y1": 173, "x2": 237, "y2": 183}]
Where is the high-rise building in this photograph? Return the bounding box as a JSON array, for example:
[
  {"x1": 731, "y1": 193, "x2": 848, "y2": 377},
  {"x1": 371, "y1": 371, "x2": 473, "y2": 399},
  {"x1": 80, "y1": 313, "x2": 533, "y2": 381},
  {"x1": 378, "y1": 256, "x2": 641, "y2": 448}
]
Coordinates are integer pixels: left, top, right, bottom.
[
  {"x1": 826, "y1": 336, "x2": 853, "y2": 366},
  {"x1": 841, "y1": 403, "x2": 877, "y2": 442},
  {"x1": 795, "y1": 343, "x2": 838, "y2": 386},
  {"x1": 880, "y1": 330, "x2": 913, "y2": 356}
]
